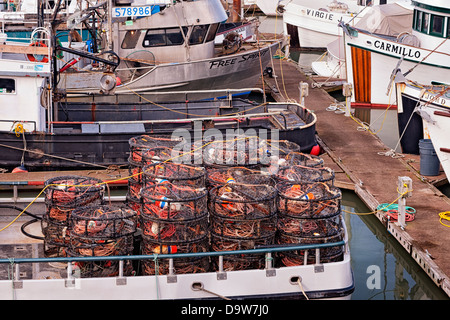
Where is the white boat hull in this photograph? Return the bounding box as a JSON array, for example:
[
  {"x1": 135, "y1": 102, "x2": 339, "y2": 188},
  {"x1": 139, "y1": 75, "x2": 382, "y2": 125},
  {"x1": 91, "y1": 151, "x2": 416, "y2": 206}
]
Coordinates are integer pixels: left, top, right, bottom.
[
  {"x1": 0, "y1": 252, "x2": 353, "y2": 300},
  {"x1": 399, "y1": 82, "x2": 450, "y2": 179},
  {"x1": 344, "y1": 30, "x2": 450, "y2": 107}
]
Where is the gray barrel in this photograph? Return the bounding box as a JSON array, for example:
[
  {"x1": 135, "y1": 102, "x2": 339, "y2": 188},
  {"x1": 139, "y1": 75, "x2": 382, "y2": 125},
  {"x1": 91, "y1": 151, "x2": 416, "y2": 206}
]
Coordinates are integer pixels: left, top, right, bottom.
[{"x1": 419, "y1": 139, "x2": 440, "y2": 176}]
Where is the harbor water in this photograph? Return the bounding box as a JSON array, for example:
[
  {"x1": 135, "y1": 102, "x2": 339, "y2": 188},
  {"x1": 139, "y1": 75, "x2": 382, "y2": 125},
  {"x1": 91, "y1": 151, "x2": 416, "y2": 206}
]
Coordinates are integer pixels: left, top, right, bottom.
[{"x1": 342, "y1": 190, "x2": 448, "y2": 300}]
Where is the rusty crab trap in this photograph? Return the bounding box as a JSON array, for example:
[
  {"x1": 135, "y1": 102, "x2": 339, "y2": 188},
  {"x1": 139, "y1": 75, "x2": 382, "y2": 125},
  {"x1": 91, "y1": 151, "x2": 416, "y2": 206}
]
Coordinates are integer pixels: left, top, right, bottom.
[
  {"x1": 276, "y1": 165, "x2": 335, "y2": 187},
  {"x1": 209, "y1": 183, "x2": 277, "y2": 271},
  {"x1": 126, "y1": 134, "x2": 186, "y2": 214},
  {"x1": 42, "y1": 176, "x2": 105, "y2": 257},
  {"x1": 142, "y1": 162, "x2": 206, "y2": 189},
  {"x1": 201, "y1": 135, "x2": 268, "y2": 168},
  {"x1": 67, "y1": 205, "x2": 137, "y2": 277},
  {"x1": 276, "y1": 181, "x2": 345, "y2": 266},
  {"x1": 206, "y1": 166, "x2": 275, "y2": 189},
  {"x1": 139, "y1": 182, "x2": 209, "y2": 275},
  {"x1": 128, "y1": 134, "x2": 184, "y2": 165},
  {"x1": 276, "y1": 181, "x2": 341, "y2": 219}
]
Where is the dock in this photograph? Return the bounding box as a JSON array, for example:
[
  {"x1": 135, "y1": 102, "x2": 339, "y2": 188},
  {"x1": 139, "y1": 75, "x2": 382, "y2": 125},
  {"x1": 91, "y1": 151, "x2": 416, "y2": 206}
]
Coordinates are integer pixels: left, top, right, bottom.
[{"x1": 264, "y1": 56, "x2": 450, "y2": 297}]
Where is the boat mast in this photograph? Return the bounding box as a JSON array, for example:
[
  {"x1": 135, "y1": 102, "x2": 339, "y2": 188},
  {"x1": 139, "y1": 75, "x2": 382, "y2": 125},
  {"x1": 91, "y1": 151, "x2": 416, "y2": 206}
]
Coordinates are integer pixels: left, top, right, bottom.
[{"x1": 231, "y1": 0, "x2": 241, "y2": 22}]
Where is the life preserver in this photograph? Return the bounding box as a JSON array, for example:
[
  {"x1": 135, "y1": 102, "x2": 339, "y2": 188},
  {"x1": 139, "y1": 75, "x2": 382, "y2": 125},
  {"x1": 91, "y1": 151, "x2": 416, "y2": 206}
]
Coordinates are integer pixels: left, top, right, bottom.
[{"x1": 27, "y1": 42, "x2": 48, "y2": 63}]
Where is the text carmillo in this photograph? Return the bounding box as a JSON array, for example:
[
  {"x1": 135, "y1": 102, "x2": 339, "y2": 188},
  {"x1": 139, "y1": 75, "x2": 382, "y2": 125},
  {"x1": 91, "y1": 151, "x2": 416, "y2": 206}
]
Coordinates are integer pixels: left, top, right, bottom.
[{"x1": 373, "y1": 40, "x2": 421, "y2": 59}]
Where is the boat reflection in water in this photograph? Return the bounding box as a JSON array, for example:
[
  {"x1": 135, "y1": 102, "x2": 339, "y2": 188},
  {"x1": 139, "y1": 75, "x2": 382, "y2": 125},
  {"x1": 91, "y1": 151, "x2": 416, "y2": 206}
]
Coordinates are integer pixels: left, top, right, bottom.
[{"x1": 342, "y1": 190, "x2": 448, "y2": 300}]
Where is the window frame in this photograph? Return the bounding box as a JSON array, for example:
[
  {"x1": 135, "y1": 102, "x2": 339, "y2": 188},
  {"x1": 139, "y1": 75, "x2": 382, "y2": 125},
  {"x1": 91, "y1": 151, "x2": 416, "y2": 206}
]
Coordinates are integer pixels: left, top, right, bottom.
[
  {"x1": 430, "y1": 14, "x2": 445, "y2": 37},
  {"x1": 0, "y1": 78, "x2": 16, "y2": 94},
  {"x1": 142, "y1": 27, "x2": 188, "y2": 48}
]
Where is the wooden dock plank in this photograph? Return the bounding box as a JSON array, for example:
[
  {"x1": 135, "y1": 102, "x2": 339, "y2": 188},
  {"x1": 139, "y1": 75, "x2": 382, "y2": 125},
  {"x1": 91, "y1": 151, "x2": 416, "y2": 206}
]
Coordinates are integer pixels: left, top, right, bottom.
[{"x1": 263, "y1": 57, "x2": 450, "y2": 297}]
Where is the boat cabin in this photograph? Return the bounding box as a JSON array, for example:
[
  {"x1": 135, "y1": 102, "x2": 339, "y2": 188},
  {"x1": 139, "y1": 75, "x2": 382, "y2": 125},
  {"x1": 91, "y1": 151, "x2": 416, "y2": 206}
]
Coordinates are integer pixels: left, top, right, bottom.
[
  {"x1": 112, "y1": 0, "x2": 227, "y2": 82},
  {"x1": 411, "y1": 0, "x2": 450, "y2": 50}
]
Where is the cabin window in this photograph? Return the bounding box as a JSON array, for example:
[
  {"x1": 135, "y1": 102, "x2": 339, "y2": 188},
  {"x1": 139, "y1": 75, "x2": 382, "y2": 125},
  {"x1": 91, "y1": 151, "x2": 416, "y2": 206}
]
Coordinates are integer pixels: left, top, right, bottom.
[
  {"x1": 430, "y1": 14, "x2": 444, "y2": 37},
  {"x1": 121, "y1": 30, "x2": 141, "y2": 49},
  {"x1": 189, "y1": 24, "x2": 209, "y2": 45},
  {"x1": 447, "y1": 19, "x2": 450, "y2": 38},
  {"x1": 0, "y1": 78, "x2": 15, "y2": 94},
  {"x1": 205, "y1": 23, "x2": 220, "y2": 43},
  {"x1": 142, "y1": 27, "x2": 187, "y2": 47},
  {"x1": 421, "y1": 12, "x2": 430, "y2": 33}
]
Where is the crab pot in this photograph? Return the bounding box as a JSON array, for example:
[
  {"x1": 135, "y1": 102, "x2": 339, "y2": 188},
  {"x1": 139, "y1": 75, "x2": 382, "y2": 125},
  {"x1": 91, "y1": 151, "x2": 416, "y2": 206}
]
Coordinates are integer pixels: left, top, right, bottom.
[
  {"x1": 210, "y1": 232, "x2": 274, "y2": 271},
  {"x1": 277, "y1": 214, "x2": 343, "y2": 238},
  {"x1": 276, "y1": 229, "x2": 345, "y2": 267},
  {"x1": 68, "y1": 236, "x2": 135, "y2": 277},
  {"x1": 66, "y1": 205, "x2": 137, "y2": 277},
  {"x1": 128, "y1": 134, "x2": 184, "y2": 165},
  {"x1": 142, "y1": 162, "x2": 206, "y2": 189},
  {"x1": 209, "y1": 184, "x2": 277, "y2": 271},
  {"x1": 276, "y1": 181, "x2": 341, "y2": 219},
  {"x1": 276, "y1": 165, "x2": 335, "y2": 186},
  {"x1": 201, "y1": 135, "x2": 270, "y2": 167},
  {"x1": 44, "y1": 176, "x2": 105, "y2": 223},
  {"x1": 279, "y1": 151, "x2": 324, "y2": 168},
  {"x1": 140, "y1": 183, "x2": 208, "y2": 220},
  {"x1": 43, "y1": 176, "x2": 105, "y2": 257},
  {"x1": 41, "y1": 216, "x2": 70, "y2": 257},
  {"x1": 69, "y1": 205, "x2": 137, "y2": 240},
  {"x1": 205, "y1": 165, "x2": 274, "y2": 188},
  {"x1": 209, "y1": 184, "x2": 277, "y2": 219},
  {"x1": 140, "y1": 212, "x2": 208, "y2": 242},
  {"x1": 141, "y1": 235, "x2": 209, "y2": 275}
]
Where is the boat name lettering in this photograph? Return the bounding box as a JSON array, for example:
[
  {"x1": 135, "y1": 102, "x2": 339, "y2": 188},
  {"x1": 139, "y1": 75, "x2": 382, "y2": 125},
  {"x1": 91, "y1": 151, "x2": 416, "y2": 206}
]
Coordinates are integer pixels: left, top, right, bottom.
[
  {"x1": 306, "y1": 9, "x2": 334, "y2": 21},
  {"x1": 423, "y1": 92, "x2": 448, "y2": 106},
  {"x1": 209, "y1": 49, "x2": 269, "y2": 69},
  {"x1": 373, "y1": 40, "x2": 421, "y2": 59}
]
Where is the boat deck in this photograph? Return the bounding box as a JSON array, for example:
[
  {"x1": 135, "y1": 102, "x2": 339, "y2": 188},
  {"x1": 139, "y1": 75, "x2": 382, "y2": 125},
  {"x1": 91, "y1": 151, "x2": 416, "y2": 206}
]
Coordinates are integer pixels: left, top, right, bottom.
[{"x1": 263, "y1": 57, "x2": 450, "y2": 297}]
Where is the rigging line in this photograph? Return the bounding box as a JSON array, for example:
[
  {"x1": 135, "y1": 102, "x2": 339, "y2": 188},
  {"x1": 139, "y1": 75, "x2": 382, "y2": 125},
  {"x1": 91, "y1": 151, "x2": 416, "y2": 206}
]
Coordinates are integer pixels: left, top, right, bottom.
[{"x1": 404, "y1": 38, "x2": 448, "y2": 76}]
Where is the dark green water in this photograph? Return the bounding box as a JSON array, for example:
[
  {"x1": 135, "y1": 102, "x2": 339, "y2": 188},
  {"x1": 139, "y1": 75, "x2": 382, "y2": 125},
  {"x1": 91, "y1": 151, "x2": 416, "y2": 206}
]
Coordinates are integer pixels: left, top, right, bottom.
[{"x1": 342, "y1": 190, "x2": 448, "y2": 300}]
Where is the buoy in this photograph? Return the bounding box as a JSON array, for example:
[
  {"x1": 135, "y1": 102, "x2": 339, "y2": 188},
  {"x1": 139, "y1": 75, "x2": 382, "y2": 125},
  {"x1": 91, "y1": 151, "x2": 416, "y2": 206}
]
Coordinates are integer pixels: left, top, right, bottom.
[
  {"x1": 12, "y1": 165, "x2": 28, "y2": 173},
  {"x1": 116, "y1": 77, "x2": 121, "y2": 86},
  {"x1": 153, "y1": 245, "x2": 177, "y2": 254},
  {"x1": 300, "y1": 192, "x2": 314, "y2": 201},
  {"x1": 311, "y1": 144, "x2": 320, "y2": 156}
]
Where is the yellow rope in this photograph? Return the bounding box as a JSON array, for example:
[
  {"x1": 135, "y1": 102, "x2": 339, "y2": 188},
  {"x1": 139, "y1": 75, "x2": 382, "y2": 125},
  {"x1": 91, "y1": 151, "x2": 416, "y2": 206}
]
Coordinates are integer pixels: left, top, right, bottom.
[{"x1": 439, "y1": 211, "x2": 450, "y2": 228}]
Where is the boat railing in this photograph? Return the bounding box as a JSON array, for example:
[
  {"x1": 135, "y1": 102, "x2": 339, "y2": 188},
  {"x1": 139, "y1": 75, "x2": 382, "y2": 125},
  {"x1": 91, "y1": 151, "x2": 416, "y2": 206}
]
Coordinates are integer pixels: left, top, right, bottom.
[{"x1": 0, "y1": 241, "x2": 347, "y2": 282}]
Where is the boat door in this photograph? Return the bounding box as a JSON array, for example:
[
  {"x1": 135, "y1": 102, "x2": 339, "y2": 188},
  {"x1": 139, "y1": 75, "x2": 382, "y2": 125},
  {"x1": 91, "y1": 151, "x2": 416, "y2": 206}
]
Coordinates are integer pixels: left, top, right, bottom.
[{"x1": 350, "y1": 46, "x2": 372, "y2": 122}]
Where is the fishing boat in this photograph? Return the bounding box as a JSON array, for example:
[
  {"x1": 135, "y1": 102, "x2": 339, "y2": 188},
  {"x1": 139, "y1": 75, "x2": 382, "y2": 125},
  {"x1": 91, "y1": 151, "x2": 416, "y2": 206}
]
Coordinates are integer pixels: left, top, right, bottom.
[
  {"x1": 0, "y1": 146, "x2": 354, "y2": 300},
  {"x1": 60, "y1": 0, "x2": 286, "y2": 102},
  {"x1": 310, "y1": 37, "x2": 346, "y2": 81},
  {"x1": 396, "y1": 78, "x2": 450, "y2": 177},
  {"x1": 0, "y1": 30, "x2": 316, "y2": 170},
  {"x1": 283, "y1": 0, "x2": 395, "y2": 50},
  {"x1": 341, "y1": 0, "x2": 450, "y2": 154}
]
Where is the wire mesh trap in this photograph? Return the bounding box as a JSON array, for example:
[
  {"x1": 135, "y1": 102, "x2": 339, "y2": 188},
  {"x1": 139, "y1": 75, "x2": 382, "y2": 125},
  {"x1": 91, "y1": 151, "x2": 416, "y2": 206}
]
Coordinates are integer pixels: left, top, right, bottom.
[
  {"x1": 42, "y1": 176, "x2": 105, "y2": 257},
  {"x1": 142, "y1": 162, "x2": 206, "y2": 189},
  {"x1": 276, "y1": 181, "x2": 341, "y2": 219},
  {"x1": 140, "y1": 183, "x2": 208, "y2": 220},
  {"x1": 276, "y1": 230, "x2": 345, "y2": 267},
  {"x1": 201, "y1": 135, "x2": 269, "y2": 167},
  {"x1": 128, "y1": 134, "x2": 184, "y2": 164},
  {"x1": 141, "y1": 236, "x2": 210, "y2": 275},
  {"x1": 44, "y1": 176, "x2": 105, "y2": 223},
  {"x1": 67, "y1": 205, "x2": 137, "y2": 277},
  {"x1": 209, "y1": 183, "x2": 277, "y2": 271},
  {"x1": 206, "y1": 166, "x2": 275, "y2": 188},
  {"x1": 280, "y1": 151, "x2": 324, "y2": 168},
  {"x1": 276, "y1": 165, "x2": 335, "y2": 186}
]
